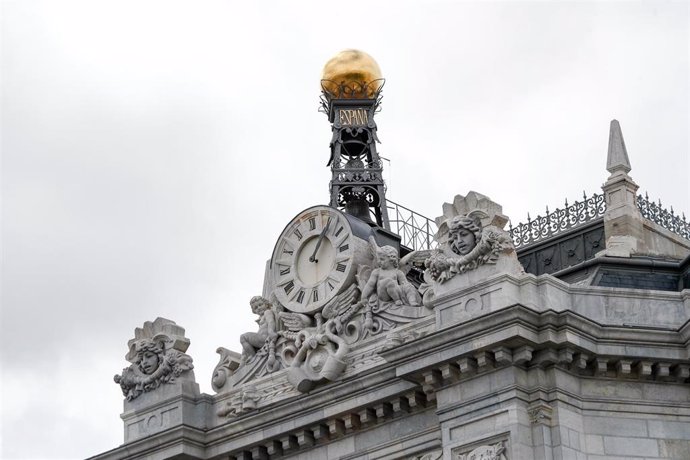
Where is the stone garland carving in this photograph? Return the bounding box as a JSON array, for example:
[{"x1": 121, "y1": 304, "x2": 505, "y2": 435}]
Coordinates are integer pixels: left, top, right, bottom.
[
  {"x1": 114, "y1": 318, "x2": 194, "y2": 401},
  {"x1": 455, "y1": 440, "x2": 507, "y2": 460}
]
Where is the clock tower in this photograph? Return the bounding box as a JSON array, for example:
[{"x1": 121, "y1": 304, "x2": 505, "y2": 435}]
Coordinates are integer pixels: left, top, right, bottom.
[{"x1": 320, "y1": 49, "x2": 391, "y2": 230}]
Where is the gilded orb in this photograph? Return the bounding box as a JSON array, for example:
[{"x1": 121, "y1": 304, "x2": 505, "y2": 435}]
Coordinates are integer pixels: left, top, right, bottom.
[{"x1": 321, "y1": 49, "x2": 383, "y2": 99}]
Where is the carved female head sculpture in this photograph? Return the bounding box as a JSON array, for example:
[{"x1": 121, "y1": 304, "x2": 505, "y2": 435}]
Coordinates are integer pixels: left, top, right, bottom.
[
  {"x1": 447, "y1": 215, "x2": 482, "y2": 256},
  {"x1": 133, "y1": 340, "x2": 164, "y2": 375}
]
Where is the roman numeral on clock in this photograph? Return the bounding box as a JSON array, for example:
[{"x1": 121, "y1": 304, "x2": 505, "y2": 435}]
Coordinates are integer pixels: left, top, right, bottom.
[
  {"x1": 336, "y1": 263, "x2": 346, "y2": 273},
  {"x1": 335, "y1": 227, "x2": 344, "y2": 237},
  {"x1": 283, "y1": 280, "x2": 295, "y2": 295},
  {"x1": 294, "y1": 229, "x2": 303, "y2": 240},
  {"x1": 296, "y1": 290, "x2": 305, "y2": 303},
  {"x1": 282, "y1": 248, "x2": 293, "y2": 255},
  {"x1": 309, "y1": 217, "x2": 316, "y2": 230},
  {"x1": 312, "y1": 290, "x2": 319, "y2": 302},
  {"x1": 280, "y1": 267, "x2": 290, "y2": 276},
  {"x1": 339, "y1": 244, "x2": 349, "y2": 252}
]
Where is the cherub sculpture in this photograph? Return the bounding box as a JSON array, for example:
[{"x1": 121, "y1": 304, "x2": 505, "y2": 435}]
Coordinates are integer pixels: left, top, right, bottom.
[
  {"x1": 240, "y1": 296, "x2": 278, "y2": 364},
  {"x1": 361, "y1": 243, "x2": 421, "y2": 307}
]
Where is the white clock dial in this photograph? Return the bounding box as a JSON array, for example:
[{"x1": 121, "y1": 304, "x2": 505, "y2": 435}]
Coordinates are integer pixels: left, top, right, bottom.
[{"x1": 271, "y1": 206, "x2": 355, "y2": 314}]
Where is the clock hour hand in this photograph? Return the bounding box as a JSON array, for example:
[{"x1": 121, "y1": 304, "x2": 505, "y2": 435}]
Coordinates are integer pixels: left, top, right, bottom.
[{"x1": 309, "y1": 217, "x2": 332, "y2": 263}]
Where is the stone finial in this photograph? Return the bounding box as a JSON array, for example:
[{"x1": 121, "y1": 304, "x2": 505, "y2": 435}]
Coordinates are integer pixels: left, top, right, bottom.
[
  {"x1": 606, "y1": 119, "x2": 632, "y2": 175},
  {"x1": 600, "y1": 119, "x2": 646, "y2": 257}
]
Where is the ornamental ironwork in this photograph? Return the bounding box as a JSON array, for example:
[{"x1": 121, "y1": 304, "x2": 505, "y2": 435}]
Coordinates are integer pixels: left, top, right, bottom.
[
  {"x1": 319, "y1": 79, "x2": 385, "y2": 107},
  {"x1": 322, "y1": 84, "x2": 390, "y2": 228},
  {"x1": 387, "y1": 200, "x2": 438, "y2": 251},
  {"x1": 509, "y1": 193, "x2": 606, "y2": 249},
  {"x1": 637, "y1": 192, "x2": 690, "y2": 240}
]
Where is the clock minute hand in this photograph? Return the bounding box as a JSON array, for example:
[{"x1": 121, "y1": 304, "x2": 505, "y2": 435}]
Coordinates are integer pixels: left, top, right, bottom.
[{"x1": 309, "y1": 218, "x2": 332, "y2": 263}]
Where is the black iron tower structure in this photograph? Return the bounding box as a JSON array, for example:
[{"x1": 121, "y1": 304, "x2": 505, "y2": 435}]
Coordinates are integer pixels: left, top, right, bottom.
[{"x1": 320, "y1": 77, "x2": 390, "y2": 230}]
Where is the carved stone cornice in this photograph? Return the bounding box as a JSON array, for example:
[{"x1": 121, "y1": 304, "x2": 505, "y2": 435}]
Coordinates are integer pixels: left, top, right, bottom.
[
  {"x1": 205, "y1": 369, "x2": 429, "y2": 453},
  {"x1": 380, "y1": 305, "x2": 690, "y2": 391}
]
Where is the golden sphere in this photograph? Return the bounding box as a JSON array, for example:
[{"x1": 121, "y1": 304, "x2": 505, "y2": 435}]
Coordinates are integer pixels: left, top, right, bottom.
[{"x1": 321, "y1": 49, "x2": 383, "y2": 98}]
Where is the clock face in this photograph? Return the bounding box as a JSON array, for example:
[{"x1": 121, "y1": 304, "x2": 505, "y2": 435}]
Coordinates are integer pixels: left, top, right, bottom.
[{"x1": 271, "y1": 206, "x2": 355, "y2": 314}]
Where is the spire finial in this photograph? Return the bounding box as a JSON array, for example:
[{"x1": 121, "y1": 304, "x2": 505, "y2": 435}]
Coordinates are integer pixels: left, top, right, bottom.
[{"x1": 606, "y1": 119, "x2": 632, "y2": 175}]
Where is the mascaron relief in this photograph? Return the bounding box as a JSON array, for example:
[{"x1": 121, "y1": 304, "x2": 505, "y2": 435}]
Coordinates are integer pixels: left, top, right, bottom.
[
  {"x1": 414, "y1": 192, "x2": 516, "y2": 306},
  {"x1": 425, "y1": 213, "x2": 506, "y2": 282},
  {"x1": 114, "y1": 318, "x2": 195, "y2": 401},
  {"x1": 428, "y1": 192, "x2": 513, "y2": 282}
]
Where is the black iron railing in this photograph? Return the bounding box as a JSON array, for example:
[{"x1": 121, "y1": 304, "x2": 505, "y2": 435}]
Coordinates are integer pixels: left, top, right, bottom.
[
  {"x1": 393, "y1": 190, "x2": 688, "y2": 254},
  {"x1": 637, "y1": 193, "x2": 690, "y2": 240},
  {"x1": 509, "y1": 193, "x2": 606, "y2": 249},
  {"x1": 387, "y1": 200, "x2": 438, "y2": 251}
]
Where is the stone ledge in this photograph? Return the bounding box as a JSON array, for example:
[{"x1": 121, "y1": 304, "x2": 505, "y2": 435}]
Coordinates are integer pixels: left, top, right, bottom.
[
  {"x1": 381, "y1": 305, "x2": 690, "y2": 386},
  {"x1": 205, "y1": 372, "x2": 426, "y2": 456},
  {"x1": 225, "y1": 393, "x2": 435, "y2": 459},
  {"x1": 87, "y1": 425, "x2": 207, "y2": 460}
]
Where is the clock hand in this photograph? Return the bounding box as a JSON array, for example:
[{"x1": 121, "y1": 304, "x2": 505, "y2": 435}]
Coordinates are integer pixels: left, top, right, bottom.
[{"x1": 309, "y1": 217, "x2": 332, "y2": 263}]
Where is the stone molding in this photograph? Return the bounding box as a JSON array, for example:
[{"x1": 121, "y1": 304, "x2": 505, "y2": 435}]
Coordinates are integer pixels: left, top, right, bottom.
[
  {"x1": 381, "y1": 305, "x2": 690, "y2": 391},
  {"x1": 224, "y1": 391, "x2": 432, "y2": 459},
  {"x1": 212, "y1": 303, "x2": 689, "y2": 459},
  {"x1": 432, "y1": 272, "x2": 689, "y2": 330},
  {"x1": 93, "y1": 301, "x2": 690, "y2": 460}
]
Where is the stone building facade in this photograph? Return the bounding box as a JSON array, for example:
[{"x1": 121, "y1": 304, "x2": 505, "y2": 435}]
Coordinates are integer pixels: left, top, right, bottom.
[{"x1": 92, "y1": 116, "x2": 690, "y2": 460}]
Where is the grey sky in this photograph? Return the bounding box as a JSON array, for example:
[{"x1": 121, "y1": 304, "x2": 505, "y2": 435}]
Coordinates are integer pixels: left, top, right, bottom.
[{"x1": 2, "y1": 1, "x2": 688, "y2": 458}]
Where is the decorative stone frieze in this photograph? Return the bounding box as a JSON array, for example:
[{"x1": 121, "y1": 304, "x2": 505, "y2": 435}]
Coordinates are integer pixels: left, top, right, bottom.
[
  {"x1": 453, "y1": 439, "x2": 508, "y2": 460},
  {"x1": 411, "y1": 449, "x2": 442, "y2": 460},
  {"x1": 224, "y1": 387, "x2": 432, "y2": 459}
]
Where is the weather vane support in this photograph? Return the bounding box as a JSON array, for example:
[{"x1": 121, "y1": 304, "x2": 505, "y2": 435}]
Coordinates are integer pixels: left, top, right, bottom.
[{"x1": 320, "y1": 49, "x2": 391, "y2": 230}]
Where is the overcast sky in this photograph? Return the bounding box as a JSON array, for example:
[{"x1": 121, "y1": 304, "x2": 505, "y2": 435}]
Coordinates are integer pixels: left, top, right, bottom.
[{"x1": 2, "y1": 1, "x2": 689, "y2": 459}]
